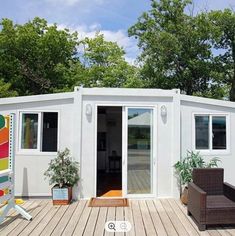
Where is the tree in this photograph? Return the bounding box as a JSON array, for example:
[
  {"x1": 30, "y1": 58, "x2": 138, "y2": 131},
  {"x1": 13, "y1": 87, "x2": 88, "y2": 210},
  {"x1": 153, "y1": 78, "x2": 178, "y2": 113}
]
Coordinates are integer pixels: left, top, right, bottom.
[
  {"x1": 128, "y1": 0, "x2": 222, "y2": 96},
  {"x1": 0, "y1": 79, "x2": 18, "y2": 98},
  {"x1": 207, "y1": 9, "x2": 235, "y2": 101},
  {"x1": 69, "y1": 33, "x2": 141, "y2": 88},
  {"x1": 0, "y1": 17, "x2": 78, "y2": 96},
  {"x1": 0, "y1": 18, "x2": 140, "y2": 97}
]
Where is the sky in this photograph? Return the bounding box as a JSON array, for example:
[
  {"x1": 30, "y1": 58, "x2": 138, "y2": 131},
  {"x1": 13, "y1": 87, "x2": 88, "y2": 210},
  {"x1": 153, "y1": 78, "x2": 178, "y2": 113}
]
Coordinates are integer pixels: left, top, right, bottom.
[{"x1": 0, "y1": 0, "x2": 234, "y2": 64}]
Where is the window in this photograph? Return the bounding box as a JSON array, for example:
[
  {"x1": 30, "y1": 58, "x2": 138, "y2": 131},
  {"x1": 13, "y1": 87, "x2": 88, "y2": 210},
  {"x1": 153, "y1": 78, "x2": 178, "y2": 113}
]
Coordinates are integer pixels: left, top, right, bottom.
[
  {"x1": 20, "y1": 112, "x2": 58, "y2": 152},
  {"x1": 21, "y1": 113, "x2": 39, "y2": 149},
  {"x1": 194, "y1": 114, "x2": 228, "y2": 152},
  {"x1": 212, "y1": 116, "x2": 226, "y2": 149},
  {"x1": 42, "y1": 113, "x2": 58, "y2": 152},
  {"x1": 195, "y1": 116, "x2": 209, "y2": 150}
]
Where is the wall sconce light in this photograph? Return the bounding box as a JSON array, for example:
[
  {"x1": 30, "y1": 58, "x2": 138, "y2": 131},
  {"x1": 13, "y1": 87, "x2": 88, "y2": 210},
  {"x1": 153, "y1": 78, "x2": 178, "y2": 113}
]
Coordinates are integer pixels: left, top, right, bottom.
[
  {"x1": 86, "y1": 104, "x2": 92, "y2": 116},
  {"x1": 161, "y1": 105, "x2": 167, "y2": 117}
]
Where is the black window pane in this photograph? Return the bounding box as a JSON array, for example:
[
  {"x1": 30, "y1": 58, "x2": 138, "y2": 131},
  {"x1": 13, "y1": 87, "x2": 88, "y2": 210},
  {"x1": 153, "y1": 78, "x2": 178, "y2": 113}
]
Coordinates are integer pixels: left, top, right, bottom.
[
  {"x1": 195, "y1": 116, "x2": 209, "y2": 149},
  {"x1": 212, "y1": 116, "x2": 226, "y2": 149},
  {"x1": 42, "y1": 112, "x2": 58, "y2": 152}
]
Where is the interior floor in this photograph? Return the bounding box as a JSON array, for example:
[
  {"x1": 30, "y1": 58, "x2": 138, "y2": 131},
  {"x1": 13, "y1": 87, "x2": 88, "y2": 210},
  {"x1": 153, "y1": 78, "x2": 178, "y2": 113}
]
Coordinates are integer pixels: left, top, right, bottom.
[
  {"x1": 97, "y1": 172, "x2": 122, "y2": 197},
  {"x1": 96, "y1": 106, "x2": 122, "y2": 197}
]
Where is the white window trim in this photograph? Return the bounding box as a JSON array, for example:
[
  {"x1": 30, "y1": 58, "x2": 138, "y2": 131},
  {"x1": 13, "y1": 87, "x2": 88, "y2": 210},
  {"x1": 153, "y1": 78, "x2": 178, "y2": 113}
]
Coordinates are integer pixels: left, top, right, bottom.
[
  {"x1": 18, "y1": 110, "x2": 60, "y2": 154},
  {"x1": 192, "y1": 112, "x2": 230, "y2": 155}
]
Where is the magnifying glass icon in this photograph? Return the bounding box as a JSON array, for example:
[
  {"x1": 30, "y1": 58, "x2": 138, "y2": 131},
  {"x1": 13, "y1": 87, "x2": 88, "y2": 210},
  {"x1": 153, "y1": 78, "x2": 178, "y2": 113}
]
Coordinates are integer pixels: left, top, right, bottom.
[{"x1": 108, "y1": 222, "x2": 116, "y2": 231}]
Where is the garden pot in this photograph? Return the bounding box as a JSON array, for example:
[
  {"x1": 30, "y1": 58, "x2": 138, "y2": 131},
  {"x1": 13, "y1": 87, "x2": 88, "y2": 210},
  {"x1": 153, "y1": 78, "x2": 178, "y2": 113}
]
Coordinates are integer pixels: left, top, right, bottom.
[
  {"x1": 52, "y1": 185, "x2": 72, "y2": 205},
  {"x1": 180, "y1": 186, "x2": 188, "y2": 205}
]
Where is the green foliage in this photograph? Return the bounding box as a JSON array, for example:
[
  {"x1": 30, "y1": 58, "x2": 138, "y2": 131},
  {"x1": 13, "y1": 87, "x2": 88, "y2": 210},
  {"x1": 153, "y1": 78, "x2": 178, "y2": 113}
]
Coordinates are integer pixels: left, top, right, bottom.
[
  {"x1": 1, "y1": 8, "x2": 234, "y2": 99},
  {"x1": 174, "y1": 151, "x2": 220, "y2": 185},
  {"x1": 193, "y1": 83, "x2": 230, "y2": 100},
  {"x1": 206, "y1": 9, "x2": 235, "y2": 101},
  {"x1": 71, "y1": 33, "x2": 140, "y2": 88},
  {"x1": 44, "y1": 148, "x2": 79, "y2": 188},
  {"x1": 129, "y1": 0, "x2": 214, "y2": 95},
  {"x1": 128, "y1": 0, "x2": 234, "y2": 99},
  {"x1": 0, "y1": 18, "x2": 139, "y2": 96},
  {"x1": 0, "y1": 17, "x2": 78, "y2": 96},
  {"x1": 0, "y1": 78, "x2": 18, "y2": 97}
]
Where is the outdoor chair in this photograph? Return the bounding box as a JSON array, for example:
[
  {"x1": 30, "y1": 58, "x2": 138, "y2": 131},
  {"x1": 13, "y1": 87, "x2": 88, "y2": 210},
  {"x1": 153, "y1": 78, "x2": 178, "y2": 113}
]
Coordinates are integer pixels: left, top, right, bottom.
[{"x1": 188, "y1": 168, "x2": 235, "y2": 231}]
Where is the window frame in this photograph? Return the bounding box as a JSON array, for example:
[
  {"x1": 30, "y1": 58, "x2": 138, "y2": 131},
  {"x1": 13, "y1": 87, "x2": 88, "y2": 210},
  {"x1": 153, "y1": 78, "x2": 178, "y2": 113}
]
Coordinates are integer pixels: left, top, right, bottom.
[
  {"x1": 192, "y1": 113, "x2": 230, "y2": 155},
  {"x1": 18, "y1": 110, "x2": 60, "y2": 155}
]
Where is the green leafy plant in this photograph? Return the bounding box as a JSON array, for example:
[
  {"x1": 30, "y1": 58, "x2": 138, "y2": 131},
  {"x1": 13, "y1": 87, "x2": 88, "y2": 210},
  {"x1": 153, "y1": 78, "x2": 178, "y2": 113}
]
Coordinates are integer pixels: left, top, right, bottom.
[
  {"x1": 174, "y1": 151, "x2": 220, "y2": 186},
  {"x1": 44, "y1": 148, "x2": 79, "y2": 188}
]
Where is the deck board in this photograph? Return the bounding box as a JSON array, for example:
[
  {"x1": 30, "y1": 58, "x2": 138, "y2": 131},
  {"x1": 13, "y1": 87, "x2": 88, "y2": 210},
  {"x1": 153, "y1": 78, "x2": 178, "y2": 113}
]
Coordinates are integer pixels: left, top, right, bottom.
[
  {"x1": 104, "y1": 206, "x2": 116, "y2": 236},
  {"x1": 0, "y1": 198, "x2": 235, "y2": 236},
  {"x1": 131, "y1": 200, "x2": 146, "y2": 236},
  {"x1": 167, "y1": 198, "x2": 199, "y2": 236},
  {"x1": 40, "y1": 204, "x2": 69, "y2": 236},
  {"x1": 146, "y1": 200, "x2": 167, "y2": 236},
  {"x1": 51, "y1": 201, "x2": 79, "y2": 236},
  {"x1": 94, "y1": 207, "x2": 107, "y2": 236},
  {"x1": 0, "y1": 200, "x2": 34, "y2": 233},
  {"x1": 73, "y1": 201, "x2": 92, "y2": 236},
  {"x1": 1, "y1": 200, "x2": 42, "y2": 236},
  {"x1": 9, "y1": 200, "x2": 49, "y2": 236},
  {"x1": 29, "y1": 202, "x2": 60, "y2": 235},
  {"x1": 139, "y1": 200, "x2": 156, "y2": 236},
  {"x1": 61, "y1": 199, "x2": 86, "y2": 236},
  {"x1": 83, "y1": 207, "x2": 100, "y2": 236},
  {"x1": 18, "y1": 200, "x2": 53, "y2": 236},
  {"x1": 161, "y1": 199, "x2": 189, "y2": 236},
  {"x1": 115, "y1": 206, "x2": 124, "y2": 236},
  {"x1": 124, "y1": 201, "x2": 135, "y2": 236},
  {"x1": 154, "y1": 199, "x2": 178, "y2": 236}
]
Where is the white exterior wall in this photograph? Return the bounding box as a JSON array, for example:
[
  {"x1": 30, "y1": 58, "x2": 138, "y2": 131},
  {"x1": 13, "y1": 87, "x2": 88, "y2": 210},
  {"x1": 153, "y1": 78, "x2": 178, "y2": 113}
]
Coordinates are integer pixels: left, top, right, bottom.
[
  {"x1": 0, "y1": 96, "x2": 75, "y2": 196},
  {"x1": 80, "y1": 89, "x2": 180, "y2": 199},
  {"x1": 181, "y1": 99, "x2": 235, "y2": 186},
  {"x1": 0, "y1": 88, "x2": 182, "y2": 198}
]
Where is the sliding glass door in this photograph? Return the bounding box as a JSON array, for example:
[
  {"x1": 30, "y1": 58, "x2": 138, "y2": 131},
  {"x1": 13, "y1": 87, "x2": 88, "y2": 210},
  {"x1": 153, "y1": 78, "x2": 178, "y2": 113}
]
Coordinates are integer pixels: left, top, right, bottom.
[{"x1": 125, "y1": 108, "x2": 154, "y2": 195}]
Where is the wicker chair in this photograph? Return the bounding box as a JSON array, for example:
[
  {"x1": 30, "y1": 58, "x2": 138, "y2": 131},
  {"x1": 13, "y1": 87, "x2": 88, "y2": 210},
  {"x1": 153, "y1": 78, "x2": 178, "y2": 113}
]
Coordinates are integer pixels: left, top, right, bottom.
[{"x1": 188, "y1": 168, "x2": 235, "y2": 231}]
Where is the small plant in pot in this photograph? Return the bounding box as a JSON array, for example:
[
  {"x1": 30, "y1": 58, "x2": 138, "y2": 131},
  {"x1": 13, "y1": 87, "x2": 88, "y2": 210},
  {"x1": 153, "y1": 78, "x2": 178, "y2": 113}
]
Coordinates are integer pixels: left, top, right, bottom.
[
  {"x1": 174, "y1": 151, "x2": 220, "y2": 205},
  {"x1": 44, "y1": 148, "x2": 79, "y2": 205}
]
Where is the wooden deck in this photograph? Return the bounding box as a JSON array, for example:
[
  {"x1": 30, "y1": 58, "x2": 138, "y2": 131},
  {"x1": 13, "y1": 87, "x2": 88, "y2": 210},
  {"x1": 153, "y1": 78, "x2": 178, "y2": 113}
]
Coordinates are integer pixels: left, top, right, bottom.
[{"x1": 1, "y1": 199, "x2": 235, "y2": 236}]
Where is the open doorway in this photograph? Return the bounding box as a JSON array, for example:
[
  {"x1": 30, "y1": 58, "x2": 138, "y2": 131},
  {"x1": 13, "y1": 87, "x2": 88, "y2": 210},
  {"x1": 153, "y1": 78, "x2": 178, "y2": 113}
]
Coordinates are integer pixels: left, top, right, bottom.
[{"x1": 96, "y1": 106, "x2": 122, "y2": 197}]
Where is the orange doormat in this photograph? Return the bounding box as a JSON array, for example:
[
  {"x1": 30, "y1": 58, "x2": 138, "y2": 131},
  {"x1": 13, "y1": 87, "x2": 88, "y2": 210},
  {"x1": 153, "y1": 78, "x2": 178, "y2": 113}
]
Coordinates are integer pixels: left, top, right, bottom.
[
  {"x1": 101, "y1": 190, "x2": 122, "y2": 197},
  {"x1": 89, "y1": 198, "x2": 129, "y2": 207}
]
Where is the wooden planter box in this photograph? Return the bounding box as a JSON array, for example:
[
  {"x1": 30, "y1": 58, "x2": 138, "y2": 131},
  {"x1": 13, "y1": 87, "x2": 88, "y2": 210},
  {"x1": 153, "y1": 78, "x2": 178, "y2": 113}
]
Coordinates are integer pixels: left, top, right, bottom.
[{"x1": 52, "y1": 186, "x2": 72, "y2": 205}]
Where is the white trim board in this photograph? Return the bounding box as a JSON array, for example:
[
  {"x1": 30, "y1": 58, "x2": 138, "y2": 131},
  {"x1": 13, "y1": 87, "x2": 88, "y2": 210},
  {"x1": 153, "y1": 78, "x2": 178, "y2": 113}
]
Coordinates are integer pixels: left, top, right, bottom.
[
  {"x1": 0, "y1": 92, "x2": 74, "y2": 105},
  {"x1": 181, "y1": 95, "x2": 235, "y2": 109}
]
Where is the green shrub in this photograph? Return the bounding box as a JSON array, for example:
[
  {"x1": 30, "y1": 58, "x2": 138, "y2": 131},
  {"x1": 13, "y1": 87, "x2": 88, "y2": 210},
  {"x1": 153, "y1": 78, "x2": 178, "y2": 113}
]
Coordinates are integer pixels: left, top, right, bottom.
[
  {"x1": 44, "y1": 148, "x2": 79, "y2": 188},
  {"x1": 174, "y1": 151, "x2": 220, "y2": 186}
]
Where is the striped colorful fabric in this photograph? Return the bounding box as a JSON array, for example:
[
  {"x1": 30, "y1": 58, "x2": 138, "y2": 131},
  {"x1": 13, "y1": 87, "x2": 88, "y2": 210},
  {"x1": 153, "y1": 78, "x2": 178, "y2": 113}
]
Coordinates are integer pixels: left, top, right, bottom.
[
  {"x1": 0, "y1": 142, "x2": 9, "y2": 159},
  {"x1": 0, "y1": 114, "x2": 10, "y2": 196},
  {"x1": 0, "y1": 115, "x2": 9, "y2": 160}
]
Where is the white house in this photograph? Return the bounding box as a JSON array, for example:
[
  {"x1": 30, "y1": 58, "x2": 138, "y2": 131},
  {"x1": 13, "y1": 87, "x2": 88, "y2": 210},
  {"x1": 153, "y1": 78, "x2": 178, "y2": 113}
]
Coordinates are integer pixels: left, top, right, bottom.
[{"x1": 0, "y1": 87, "x2": 234, "y2": 199}]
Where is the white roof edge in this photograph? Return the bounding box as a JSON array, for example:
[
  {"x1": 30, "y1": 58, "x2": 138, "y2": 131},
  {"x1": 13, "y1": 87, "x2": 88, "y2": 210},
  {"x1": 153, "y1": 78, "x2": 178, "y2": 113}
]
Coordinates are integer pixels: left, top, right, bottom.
[
  {"x1": 0, "y1": 92, "x2": 74, "y2": 105},
  {"x1": 180, "y1": 94, "x2": 235, "y2": 109},
  {"x1": 81, "y1": 87, "x2": 179, "y2": 97}
]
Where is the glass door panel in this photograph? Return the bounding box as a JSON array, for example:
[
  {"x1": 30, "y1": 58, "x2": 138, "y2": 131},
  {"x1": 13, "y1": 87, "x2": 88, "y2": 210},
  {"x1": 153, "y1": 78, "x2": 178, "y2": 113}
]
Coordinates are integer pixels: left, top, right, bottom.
[{"x1": 127, "y1": 108, "x2": 153, "y2": 194}]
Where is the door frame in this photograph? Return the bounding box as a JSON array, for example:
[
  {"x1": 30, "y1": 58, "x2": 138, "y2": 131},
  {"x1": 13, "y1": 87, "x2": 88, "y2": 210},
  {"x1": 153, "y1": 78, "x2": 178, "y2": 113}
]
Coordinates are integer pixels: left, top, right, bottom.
[
  {"x1": 122, "y1": 106, "x2": 157, "y2": 198},
  {"x1": 94, "y1": 104, "x2": 157, "y2": 198},
  {"x1": 94, "y1": 104, "x2": 123, "y2": 198}
]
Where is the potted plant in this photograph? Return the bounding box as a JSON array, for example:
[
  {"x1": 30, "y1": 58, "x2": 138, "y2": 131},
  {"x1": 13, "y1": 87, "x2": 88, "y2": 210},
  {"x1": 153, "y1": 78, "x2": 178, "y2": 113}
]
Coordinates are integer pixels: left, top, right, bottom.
[
  {"x1": 174, "y1": 151, "x2": 220, "y2": 205},
  {"x1": 44, "y1": 148, "x2": 79, "y2": 205}
]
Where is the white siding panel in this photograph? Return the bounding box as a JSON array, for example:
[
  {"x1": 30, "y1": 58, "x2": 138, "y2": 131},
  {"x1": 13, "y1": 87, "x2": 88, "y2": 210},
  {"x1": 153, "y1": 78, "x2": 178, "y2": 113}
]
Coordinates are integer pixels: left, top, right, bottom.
[
  {"x1": 181, "y1": 100, "x2": 235, "y2": 186},
  {"x1": 0, "y1": 98, "x2": 75, "y2": 196}
]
